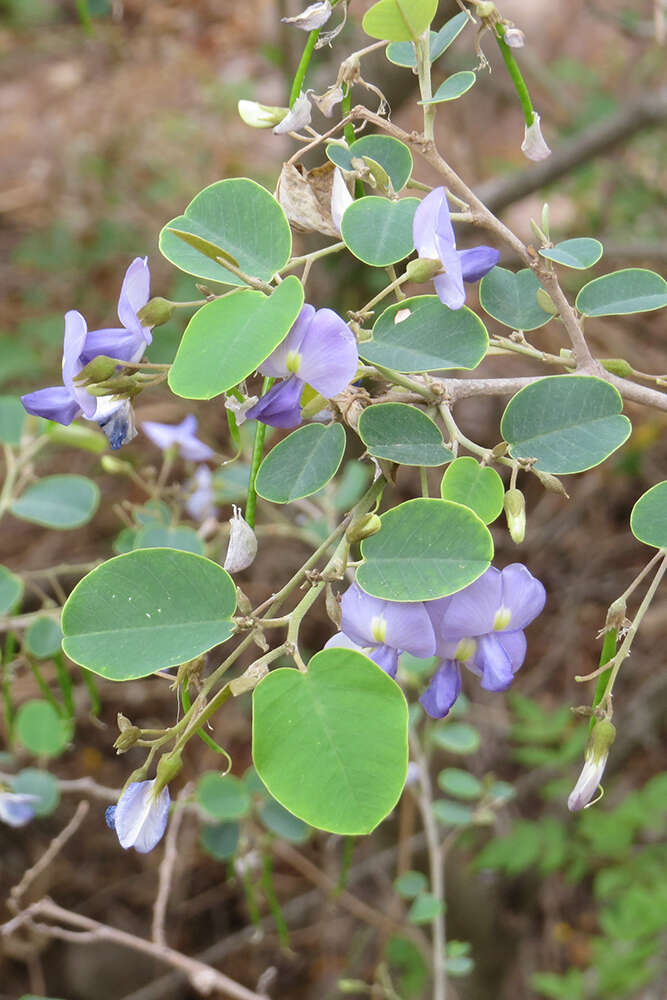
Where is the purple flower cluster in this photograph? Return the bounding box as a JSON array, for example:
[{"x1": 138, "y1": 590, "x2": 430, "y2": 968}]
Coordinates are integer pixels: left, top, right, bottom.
[
  {"x1": 326, "y1": 564, "x2": 546, "y2": 719},
  {"x1": 21, "y1": 258, "x2": 152, "y2": 448}
]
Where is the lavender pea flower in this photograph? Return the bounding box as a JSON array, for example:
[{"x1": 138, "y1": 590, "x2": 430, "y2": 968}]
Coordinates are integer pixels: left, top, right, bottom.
[
  {"x1": 142, "y1": 415, "x2": 215, "y2": 462},
  {"x1": 246, "y1": 304, "x2": 359, "y2": 428},
  {"x1": 420, "y1": 563, "x2": 546, "y2": 718},
  {"x1": 106, "y1": 779, "x2": 170, "y2": 854},
  {"x1": 185, "y1": 464, "x2": 217, "y2": 521},
  {"x1": 79, "y1": 256, "x2": 152, "y2": 365},
  {"x1": 325, "y1": 581, "x2": 436, "y2": 678},
  {"x1": 412, "y1": 187, "x2": 499, "y2": 310},
  {"x1": 0, "y1": 790, "x2": 39, "y2": 828}
]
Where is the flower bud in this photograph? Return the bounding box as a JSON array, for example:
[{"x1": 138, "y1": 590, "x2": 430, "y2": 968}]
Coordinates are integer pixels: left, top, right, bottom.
[
  {"x1": 521, "y1": 112, "x2": 551, "y2": 162},
  {"x1": 238, "y1": 100, "x2": 288, "y2": 129},
  {"x1": 568, "y1": 720, "x2": 615, "y2": 812},
  {"x1": 346, "y1": 512, "x2": 382, "y2": 544},
  {"x1": 533, "y1": 468, "x2": 569, "y2": 498},
  {"x1": 224, "y1": 506, "x2": 258, "y2": 573},
  {"x1": 503, "y1": 488, "x2": 526, "y2": 544},
  {"x1": 155, "y1": 751, "x2": 183, "y2": 793},
  {"x1": 281, "y1": 0, "x2": 332, "y2": 31},
  {"x1": 476, "y1": 2, "x2": 497, "y2": 16},
  {"x1": 75, "y1": 355, "x2": 120, "y2": 385},
  {"x1": 536, "y1": 288, "x2": 558, "y2": 315},
  {"x1": 601, "y1": 358, "x2": 634, "y2": 378},
  {"x1": 503, "y1": 26, "x2": 525, "y2": 47},
  {"x1": 101, "y1": 454, "x2": 133, "y2": 474},
  {"x1": 136, "y1": 296, "x2": 175, "y2": 328},
  {"x1": 114, "y1": 726, "x2": 141, "y2": 754},
  {"x1": 605, "y1": 596, "x2": 627, "y2": 632},
  {"x1": 405, "y1": 257, "x2": 444, "y2": 283}
]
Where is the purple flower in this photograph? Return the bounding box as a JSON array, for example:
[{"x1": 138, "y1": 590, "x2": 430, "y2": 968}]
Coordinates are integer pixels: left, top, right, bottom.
[
  {"x1": 80, "y1": 257, "x2": 152, "y2": 365},
  {"x1": 412, "y1": 187, "x2": 499, "y2": 310},
  {"x1": 0, "y1": 790, "x2": 39, "y2": 828},
  {"x1": 325, "y1": 581, "x2": 436, "y2": 679},
  {"x1": 246, "y1": 304, "x2": 359, "y2": 428},
  {"x1": 106, "y1": 779, "x2": 170, "y2": 853},
  {"x1": 185, "y1": 464, "x2": 217, "y2": 521},
  {"x1": 21, "y1": 310, "x2": 136, "y2": 448},
  {"x1": 420, "y1": 563, "x2": 546, "y2": 718},
  {"x1": 142, "y1": 415, "x2": 215, "y2": 461}
]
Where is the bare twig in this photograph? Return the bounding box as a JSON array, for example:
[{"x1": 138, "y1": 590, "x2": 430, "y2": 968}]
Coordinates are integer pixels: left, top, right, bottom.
[
  {"x1": 152, "y1": 782, "x2": 193, "y2": 946},
  {"x1": 10, "y1": 801, "x2": 90, "y2": 911}
]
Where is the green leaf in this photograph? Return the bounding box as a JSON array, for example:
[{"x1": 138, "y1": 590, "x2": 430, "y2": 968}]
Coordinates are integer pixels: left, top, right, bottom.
[
  {"x1": 258, "y1": 798, "x2": 311, "y2": 843},
  {"x1": 256, "y1": 423, "x2": 346, "y2": 503},
  {"x1": 385, "y1": 12, "x2": 468, "y2": 67},
  {"x1": 0, "y1": 395, "x2": 26, "y2": 445},
  {"x1": 341, "y1": 196, "x2": 418, "y2": 267},
  {"x1": 12, "y1": 768, "x2": 60, "y2": 816},
  {"x1": 359, "y1": 403, "x2": 454, "y2": 466},
  {"x1": 408, "y1": 892, "x2": 445, "y2": 924},
  {"x1": 501, "y1": 375, "x2": 632, "y2": 474},
  {"x1": 433, "y1": 799, "x2": 475, "y2": 826},
  {"x1": 363, "y1": 0, "x2": 438, "y2": 42},
  {"x1": 133, "y1": 524, "x2": 205, "y2": 555},
  {"x1": 199, "y1": 820, "x2": 239, "y2": 861},
  {"x1": 168, "y1": 276, "x2": 304, "y2": 399},
  {"x1": 575, "y1": 268, "x2": 667, "y2": 316},
  {"x1": 326, "y1": 135, "x2": 413, "y2": 192},
  {"x1": 420, "y1": 71, "x2": 476, "y2": 104},
  {"x1": 437, "y1": 768, "x2": 482, "y2": 800},
  {"x1": 539, "y1": 238, "x2": 603, "y2": 270},
  {"x1": 24, "y1": 617, "x2": 63, "y2": 659},
  {"x1": 10, "y1": 475, "x2": 100, "y2": 529},
  {"x1": 159, "y1": 178, "x2": 292, "y2": 285},
  {"x1": 167, "y1": 228, "x2": 240, "y2": 269},
  {"x1": 357, "y1": 498, "x2": 493, "y2": 602},
  {"x1": 15, "y1": 700, "x2": 69, "y2": 757},
  {"x1": 630, "y1": 481, "x2": 667, "y2": 548},
  {"x1": 252, "y1": 648, "x2": 408, "y2": 835},
  {"x1": 0, "y1": 564, "x2": 23, "y2": 614},
  {"x1": 61, "y1": 549, "x2": 236, "y2": 681},
  {"x1": 479, "y1": 267, "x2": 552, "y2": 331},
  {"x1": 431, "y1": 722, "x2": 481, "y2": 754},
  {"x1": 440, "y1": 457, "x2": 504, "y2": 524},
  {"x1": 197, "y1": 772, "x2": 251, "y2": 820},
  {"x1": 360, "y1": 296, "x2": 488, "y2": 373},
  {"x1": 394, "y1": 870, "x2": 428, "y2": 898}
]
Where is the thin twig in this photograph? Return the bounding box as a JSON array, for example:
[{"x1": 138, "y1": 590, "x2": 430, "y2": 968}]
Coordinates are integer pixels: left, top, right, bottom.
[
  {"x1": 152, "y1": 782, "x2": 194, "y2": 946},
  {"x1": 10, "y1": 801, "x2": 90, "y2": 911}
]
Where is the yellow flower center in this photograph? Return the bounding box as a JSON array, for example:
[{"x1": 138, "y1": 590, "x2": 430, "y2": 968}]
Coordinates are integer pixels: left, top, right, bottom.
[
  {"x1": 370, "y1": 615, "x2": 387, "y2": 644},
  {"x1": 286, "y1": 350, "x2": 302, "y2": 375},
  {"x1": 455, "y1": 637, "x2": 476, "y2": 663},
  {"x1": 494, "y1": 606, "x2": 512, "y2": 631}
]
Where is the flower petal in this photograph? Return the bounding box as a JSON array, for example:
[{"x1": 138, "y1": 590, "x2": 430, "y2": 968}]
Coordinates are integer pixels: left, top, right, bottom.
[
  {"x1": 113, "y1": 779, "x2": 170, "y2": 854},
  {"x1": 273, "y1": 92, "x2": 312, "y2": 134},
  {"x1": 258, "y1": 304, "x2": 316, "y2": 377},
  {"x1": 339, "y1": 583, "x2": 384, "y2": 647},
  {"x1": 21, "y1": 386, "x2": 81, "y2": 425},
  {"x1": 382, "y1": 601, "x2": 436, "y2": 658},
  {"x1": 245, "y1": 376, "x2": 304, "y2": 427},
  {"x1": 117, "y1": 257, "x2": 151, "y2": 331},
  {"x1": 521, "y1": 112, "x2": 551, "y2": 162},
  {"x1": 432, "y1": 242, "x2": 466, "y2": 310},
  {"x1": 474, "y1": 634, "x2": 514, "y2": 691},
  {"x1": 458, "y1": 246, "x2": 499, "y2": 283},
  {"x1": 419, "y1": 660, "x2": 462, "y2": 719},
  {"x1": 186, "y1": 465, "x2": 216, "y2": 521},
  {"x1": 371, "y1": 644, "x2": 399, "y2": 678},
  {"x1": 331, "y1": 167, "x2": 353, "y2": 234},
  {"x1": 297, "y1": 308, "x2": 358, "y2": 397},
  {"x1": 498, "y1": 563, "x2": 546, "y2": 630},
  {"x1": 0, "y1": 792, "x2": 38, "y2": 828},
  {"x1": 81, "y1": 327, "x2": 147, "y2": 365},
  {"x1": 413, "y1": 187, "x2": 454, "y2": 259},
  {"x1": 427, "y1": 568, "x2": 501, "y2": 640},
  {"x1": 496, "y1": 629, "x2": 527, "y2": 673}
]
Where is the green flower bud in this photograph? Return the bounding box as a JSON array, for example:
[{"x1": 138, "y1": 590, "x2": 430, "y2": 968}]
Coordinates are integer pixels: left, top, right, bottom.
[
  {"x1": 346, "y1": 512, "x2": 382, "y2": 544},
  {"x1": 533, "y1": 468, "x2": 569, "y2": 498},
  {"x1": 101, "y1": 455, "x2": 133, "y2": 475},
  {"x1": 601, "y1": 358, "x2": 633, "y2": 378},
  {"x1": 74, "y1": 355, "x2": 120, "y2": 385},
  {"x1": 137, "y1": 296, "x2": 175, "y2": 329},
  {"x1": 405, "y1": 258, "x2": 444, "y2": 283},
  {"x1": 503, "y1": 488, "x2": 526, "y2": 544},
  {"x1": 114, "y1": 726, "x2": 141, "y2": 754},
  {"x1": 155, "y1": 751, "x2": 183, "y2": 794},
  {"x1": 237, "y1": 99, "x2": 288, "y2": 128},
  {"x1": 536, "y1": 288, "x2": 558, "y2": 315}
]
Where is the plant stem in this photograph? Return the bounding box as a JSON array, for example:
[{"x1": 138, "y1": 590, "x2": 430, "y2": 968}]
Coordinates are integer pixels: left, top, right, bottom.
[
  {"x1": 289, "y1": 29, "x2": 320, "y2": 108},
  {"x1": 245, "y1": 379, "x2": 273, "y2": 529},
  {"x1": 589, "y1": 628, "x2": 617, "y2": 732},
  {"x1": 414, "y1": 31, "x2": 436, "y2": 140},
  {"x1": 494, "y1": 24, "x2": 534, "y2": 125}
]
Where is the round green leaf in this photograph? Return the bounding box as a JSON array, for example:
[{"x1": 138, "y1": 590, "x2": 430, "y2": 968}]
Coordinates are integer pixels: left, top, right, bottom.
[
  {"x1": 327, "y1": 135, "x2": 413, "y2": 192},
  {"x1": 437, "y1": 768, "x2": 482, "y2": 800},
  {"x1": 24, "y1": 617, "x2": 63, "y2": 659},
  {"x1": 133, "y1": 524, "x2": 204, "y2": 555},
  {"x1": 394, "y1": 870, "x2": 428, "y2": 898},
  {"x1": 15, "y1": 700, "x2": 69, "y2": 758},
  {"x1": 12, "y1": 768, "x2": 60, "y2": 816},
  {"x1": 575, "y1": 268, "x2": 667, "y2": 316},
  {"x1": 431, "y1": 722, "x2": 481, "y2": 754},
  {"x1": 10, "y1": 475, "x2": 100, "y2": 529},
  {"x1": 168, "y1": 276, "x2": 304, "y2": 399},
  {"x1": 363, "y1": 0, "x2": 438, "y2": 42},
  {"x1": 408, "y1": 892, "x2": 445, "y2": 924},
  {"x1": 61, "y1": 549, "x2": 237, "y2": 681},
  {"x1": 252, "y1": 648, "x2": 409, "y2": 835},
  {"x1": 256, "y1": 423, "x2": 346, "y2": 503},
  {"x1": 258, "y1": 798, "x2": 311, "y2": 843},
  {"x1": 359, "y1": 403, "x2": 454, "y2": 467},
  {"x1": 385, "y1": 12, "x2": 467, "y2": 67},
  {"x1": 630, "y1": 481, "x2": 667, "y2": 548},
  {"x1": 341, "y1": 197, "x2": 418, "y2": 267},
  {"x1": 433, "y1": 799, "x2": 474, "y2": 826},
  {"x1": 479, "y1": 267, "x2": 552, "y2": 331},
  {"x1": 0, "y1": 564, "x2": 23, "y2": 614},
  {"x1": 199, "y1": 821, "x2": 239, "y2": 861},
  {"x1": 440, "y1": 457, "x2": 504, "y2": 524},
  {"x1": 360, "y1": 296, "x2": 488, "y2": 373},
  {"x1": 501, "y1": 375, "x2": 632, "y2": 474},
  {"x1": 197, "y1": 772, "x2": 251, "y2": 821},
  {"x1": 357, "y1": 498, "x2": 493, "y2": 602},
  {"x1": 159, "y1": 178, "x2": 292, "y2": 285},
  {"x1": 0, "y1": 395, "x2": 26, "y2": 445},
  {"x1": 420, "y1": 71, "x2": 476, "y2": 104},
  {"x1": 539, "y1": 238, "x2": 603, "y2": 270}
]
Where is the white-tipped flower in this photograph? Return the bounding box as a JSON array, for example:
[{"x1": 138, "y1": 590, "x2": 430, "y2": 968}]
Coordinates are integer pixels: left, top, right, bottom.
[
  {"x1": 521, "y1": 112, "x2": 551, "y2": 161},
  {"x1": 504, "y1": 488, "x2": 526, "y2": 544},
  {"x1": 273, "y1": 92, "x2": 312, "y2": 135},
  {"x1": 238, "y1": 100, "x2": 288, "y2": 129},
  {"x1": 282, "y1": 0, "x2": 332, "y2": 31},
  {"x1": 0, "y1": 790, "x2": 39, "y2": 828},
  {"x1": 504, "y1": 27, "x2": 525, "y2": 48},
  {"x1": 331, "y1": 167, "x2": 354, "y2": 234},
  {"x1": 224, "y1": 506, "x2": 258, "y2": 573},
  {"x1": 106, "y1": 778, "x2": 171, "y2": 853},
  {"x1": 568, "y1": 719, "x2": 616, "y2": 812}
]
